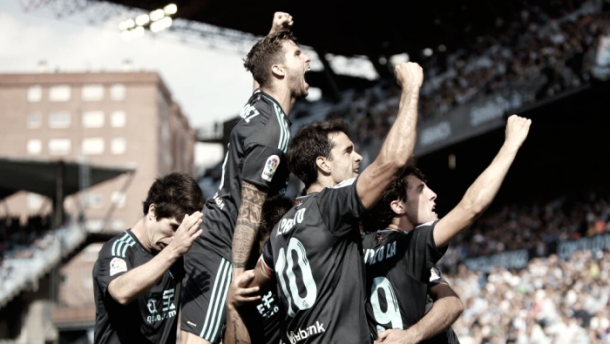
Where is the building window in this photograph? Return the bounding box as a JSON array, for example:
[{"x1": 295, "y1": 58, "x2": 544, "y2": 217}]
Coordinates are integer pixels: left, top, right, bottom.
[
  {"x1": 83, "y1": 193, "x2": 103, "y2": 208},
  {"x1": 110, "y1": 111, "x2": 126, "y2": 127},
  {"x1": 27, "y1": 193, "x2": 43, "y2": 210},
  {"x1": 111, "y1": 192, "x2": 126, "y2": 208},
  {"x1": 110, "y1": 138, "x2": 126, "y2": 155},
  {"x1": 49, "y1": 85, "x2": 71, "y2": 102},
  {"x1": 49, "y1": 112, "x2": 71, "y2": 128},
  {"x1": 27, "y1": 139, "x2": 42, "y2": 155},
  {"x1": 81, "y1": 84, "x2": 104, "y2": 101},
  {"x1": 28, "y1": 85, "x2": 42, "y2": 102},
  {"x1": 49, "y1": 139, "x2": 71, "y2": 155},
  {"x1": 82, "y1": 138, "x2": 104, "y2": 155},
  {"x1": 110, "y1": 84, "x2": 126, "y2": 100},
  {"x1": 82, "y1": 111, "x2": 104, "y2": 128},
  {"x1": 27, "y1": 112, "x2": 42, "y2": 128}
]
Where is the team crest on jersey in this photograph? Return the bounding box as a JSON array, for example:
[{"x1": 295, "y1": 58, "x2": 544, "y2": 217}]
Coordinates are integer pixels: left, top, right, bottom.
[
  {"x1": 262, "y1": 155, "x2": 280, "y2": 182},
  {"x1": 109, "y1": 257, "x2": 127, "y2": 276},
  {"x1": 375, "y1": 233, "x2": 385, "y2": 244}
]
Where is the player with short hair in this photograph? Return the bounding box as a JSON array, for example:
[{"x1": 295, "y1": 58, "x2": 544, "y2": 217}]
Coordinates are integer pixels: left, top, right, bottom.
[
  {"x1": 92, "y1": 172, "x2": 204, "y2": 344},
  {"x1": 250, "y1": 62, "x2": 425, "y2": 343},
  {"x1": 364, "y1": 115, "x2": 532, "y2": 343},
  {"x1": 180, "y1": 12, "x2": 310, "y2": 344}
]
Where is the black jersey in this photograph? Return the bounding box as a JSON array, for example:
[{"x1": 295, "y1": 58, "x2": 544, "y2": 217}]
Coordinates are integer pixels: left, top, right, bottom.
[
  {"x1": 239, "y1": 288, "x2": 284, "y2": 344},
  {"x1": 262, "y1": 178, "x2": 370, "y2": 344},
  {"x1": 93, "y1": 231, "x2": 184, "y2": 344},
  {"x1": 201, "y1": 90, "x2": 292, "y2": 258},
  {"x1": 423, "y1": 267, "x2": 461, "y2": 344},
  {"x1": 362, "y1": 222, "x2": 446, "y2": 336}
]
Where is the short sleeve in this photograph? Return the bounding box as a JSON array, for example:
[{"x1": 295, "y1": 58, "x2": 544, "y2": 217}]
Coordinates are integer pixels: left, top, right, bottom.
[
  {"x1": 241, "y1": 144, "x2": 285, "y2": 190},
  {"x1": 317, "y1": 177, "x2": 367, "y2": 237},
  {"x1": 402, "y1": 221, "x2": 447, "y2": 282},
  {"x1": 93, "y1": 240, "x2": 134, "y2": 300}
]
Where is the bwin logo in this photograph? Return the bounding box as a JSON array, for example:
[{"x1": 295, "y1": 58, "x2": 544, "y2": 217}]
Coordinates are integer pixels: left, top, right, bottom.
[
  {"x1": 286, "y1": 321, "x2": 326, "y2": 343},
  {"x1": 276, "y1": 208, "x2": 306, "y2": 236}
]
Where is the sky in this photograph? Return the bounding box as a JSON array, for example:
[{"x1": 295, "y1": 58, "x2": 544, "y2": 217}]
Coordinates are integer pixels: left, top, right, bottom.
[{"x1": 0, "y1": 0, "x2": 256, "y2": 130}]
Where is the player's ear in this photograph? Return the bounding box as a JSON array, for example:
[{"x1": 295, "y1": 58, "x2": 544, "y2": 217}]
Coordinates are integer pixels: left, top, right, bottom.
[
  {"x1": 390, "y1": 200, "x2": 404, "y2": 216},
  {"x1": 316, "y1": 156, "x2": 331, "y2": 174},
  {"x1": 148, "y1": 204, "x2": 157, "y2": 221},
  {"x1": 271, "y1": 64, "x2": 285, "y2": 78}
]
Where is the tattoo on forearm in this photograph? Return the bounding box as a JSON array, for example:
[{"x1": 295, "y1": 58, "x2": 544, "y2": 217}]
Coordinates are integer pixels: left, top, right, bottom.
[
  {"x1": 233, "y1": 181, "x2": 266, "y2": 269},
  {"x1": 233, "y1": 315, "x2": 240, "y2": 344}
]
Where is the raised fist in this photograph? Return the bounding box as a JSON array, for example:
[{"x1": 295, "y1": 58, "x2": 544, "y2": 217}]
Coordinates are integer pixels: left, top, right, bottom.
[
  {"x1": 504, "y1": 115, "x2": 532, "y2": 149},
  {"x1": 269, "y1": 12, "x2": 293, "y2": 34},
  {"x1": 395, "y1": 62, "x2": 424, "y2": 93}
]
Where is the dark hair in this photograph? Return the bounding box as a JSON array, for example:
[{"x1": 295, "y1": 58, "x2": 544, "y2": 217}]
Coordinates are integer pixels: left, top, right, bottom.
[
  {"x1": 364, "y1": 159, "x2": 426, "y2": 229},
  {"x1": 244, "y1": 30, "x2": 298, "y2": 88},
  {"x1": 259, "y1": 195, "x2": 294, "y2": 240},
  {"x1": 142, "y1": 172, "x2": 205, "y2": 221},
  {"x1": 287, "y1": 119, "x2": 350, "y2": 188}
]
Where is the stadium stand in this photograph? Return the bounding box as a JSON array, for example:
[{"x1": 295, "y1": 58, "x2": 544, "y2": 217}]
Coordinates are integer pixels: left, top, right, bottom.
[{"x1": 447, "y1": 250, "x2": 610, "y2": 343}]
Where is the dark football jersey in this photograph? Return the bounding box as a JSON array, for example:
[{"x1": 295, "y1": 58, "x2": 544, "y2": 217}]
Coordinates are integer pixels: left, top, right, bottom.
[
  {"x1": 262, "y1": 178, "x2": 371, "y2": 344},
  {"x1": 93, "y1": 231, "x2": 184, "y2": 344},
  {"x1": 240, "y1": 288, "x2": 284, "y2": 344},
  {"x1": 362, "y1": 222, "x2": 446, "y2": 336},
  {"x1": 201, "y1": 90, "x2": 292, "y2": 258},
  {"x1": 423, "y1": 267, "x2": 461, "y2": 344}
]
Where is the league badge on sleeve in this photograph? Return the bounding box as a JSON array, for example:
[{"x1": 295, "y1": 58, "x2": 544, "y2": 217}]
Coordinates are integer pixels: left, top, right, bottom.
[
  {"x1": 110, "y1": 257, "x2": 127, "y2": 276},
  {"x1": 261, "y1": 155, "x2": 280, "y2": 182}
]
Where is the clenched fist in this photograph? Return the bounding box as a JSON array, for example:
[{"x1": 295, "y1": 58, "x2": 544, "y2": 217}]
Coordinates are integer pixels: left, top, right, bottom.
[
  {"x1": 504, "y1": 115, "x2": 532, "y2": 150},
  {"x1": 395, "y1": 62, "x2": 423, "y2": 94},
  {"x1": 269, "y1": 12, "x2": 293, "y2": 34}
]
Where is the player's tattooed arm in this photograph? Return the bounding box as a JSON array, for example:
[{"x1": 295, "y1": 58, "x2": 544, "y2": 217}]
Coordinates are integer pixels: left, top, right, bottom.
[{"x1": 232, "y1": 181, "x2": 267, "y2": 277}]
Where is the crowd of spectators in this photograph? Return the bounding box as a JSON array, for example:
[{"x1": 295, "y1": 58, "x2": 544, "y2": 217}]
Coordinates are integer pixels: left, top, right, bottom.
[
  {"x1": 448, "y1": 250, "x2": 610, "y2": 343},
  {"x1": 437, "y1": 191, "x2": 610, "y2": 272},
  {"x1": 0, "y1": 215, "x2": 53, "y2": 280},
  {"x1": 291, "y1": 0, "x2": 609, "y2": 167}
]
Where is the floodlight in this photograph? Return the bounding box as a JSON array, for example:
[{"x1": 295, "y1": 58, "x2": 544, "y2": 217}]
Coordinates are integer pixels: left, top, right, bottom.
[
  {"x1": 390, "y1": 53, "x2": 410, "y2": 66},
  {"x1": 423, "y1": 48, "x2": 433, "y2": 57},
  {"x1": 438, "y1": 45, "x2": 447, "y2": 52},
  {"x1": 119, "y1": 19, "x2": 135, "y2": 31},
  {"x1": 164, "y1": 4, "x2": 178, "y2": 15},
  {"x1": 133, "y1": 26, "x2": 145, "y2": 38},
  {"x1": 135, "y1": 14, "x2": 150, "y2": 26},
  {"x1": 150, "y1": 9, "x2": 165, "y2": 22},
  {"x1": 150, "y1": 17, "x2": 172, "y2": 32}
]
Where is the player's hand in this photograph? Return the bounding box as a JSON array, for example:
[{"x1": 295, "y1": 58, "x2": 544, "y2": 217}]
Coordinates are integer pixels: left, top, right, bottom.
[
  {"x1": 504, "y1": 114, "x2": 531, "y2": 150},
  {"x1": 167, "y1": 212, "x2": 203, "y2": 257},
  {"x1": 395, "y1": 62, "x2": 423, "y2": 94},
  {"x1": 227, "y1": 270, "x2": 261, "y2": 310},
  {"x1": 374, "y1": 329, "x2": 418, "y2": 344},
  {"x1": 269, "y1": 12, "x2": 293, "y2": 34}
]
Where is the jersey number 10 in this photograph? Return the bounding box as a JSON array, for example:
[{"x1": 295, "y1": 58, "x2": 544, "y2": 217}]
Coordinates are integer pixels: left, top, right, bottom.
[{"x1": 276, "y1": 238, "x2": 318, "y2": 317}]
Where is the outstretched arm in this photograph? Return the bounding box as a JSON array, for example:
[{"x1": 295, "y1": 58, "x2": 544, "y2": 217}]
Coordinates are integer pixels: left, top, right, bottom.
[
  {"x1": 433, "y1": 115, "x2": 531, "y2": 247},
  {"x1": 253, "y1": 12, "x2": 294, "y2": 90},
  {"x1": 357, "y1": 63, "x2": 423, "y2": 209},
  {"x1": 232, "y1": 181, "x2": 267, "y2": 278},
  {"x1": 374, "y1": 283, "x2": 463, "y2": 344},
  {"x1": 108, "y1": 212, "x2": 202, "y2": 305}
]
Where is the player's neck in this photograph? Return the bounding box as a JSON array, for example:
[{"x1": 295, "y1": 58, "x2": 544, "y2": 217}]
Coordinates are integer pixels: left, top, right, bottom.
[
  {"x1": 306, "y1": 174, "x2": 336, "y2": 194},
  {"x1": 389, "y1": 216, "x2": 415, "y2": 232},
  {"x1": 130, "y1": 217, "x2": 152, "y2": 252},
  {"x1": 260, "y1": 86, "x2": 294, "y2": 117}
]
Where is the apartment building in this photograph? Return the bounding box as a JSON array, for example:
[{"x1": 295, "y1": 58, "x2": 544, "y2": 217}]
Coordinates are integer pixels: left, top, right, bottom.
[{"x1": 0, "y1": 71, "x2": 196, "y2": 232}]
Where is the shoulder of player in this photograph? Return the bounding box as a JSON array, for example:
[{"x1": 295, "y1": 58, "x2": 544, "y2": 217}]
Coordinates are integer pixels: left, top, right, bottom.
[{"x1": 99, "y1": 231, "x2": 138, "y2": 259}]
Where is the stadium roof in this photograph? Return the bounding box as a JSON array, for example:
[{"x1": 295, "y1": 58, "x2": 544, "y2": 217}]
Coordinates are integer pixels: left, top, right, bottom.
[
  {"x1": 0, "y1": 156, "x2": 135, "y2": 200},
  {"x1": 104, "y1": 0, "x2": 534, "y2": 65}
]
